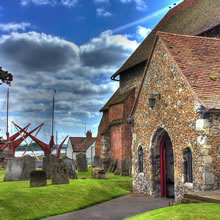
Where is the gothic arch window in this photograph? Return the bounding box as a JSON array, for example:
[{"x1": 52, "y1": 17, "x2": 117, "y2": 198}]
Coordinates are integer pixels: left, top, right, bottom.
[
  {"x1": 138, "y1": 146, "x2": 143, "y2": 173},
  {"x1": 183, "y1": 148, "x2": 193, "y2": 183}
]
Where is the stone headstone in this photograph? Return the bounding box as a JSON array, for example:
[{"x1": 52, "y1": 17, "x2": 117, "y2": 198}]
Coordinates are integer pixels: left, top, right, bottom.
[
  {"x1": 52, "y1": 158, "x2": 69, "y2": 185},
  {"x1": 30, "y1": 170, "x2": 47, "y2": 187},
  {"x1": 43, "y1": 155, "x2": 59, "y2": 179},
  {"x1": 109, "y1": 159, "x2": 118, "y2": 173},
  {"x1": 92, "y1": 168, "x2": 106, "y2": 179},
  {"x1": 76, "y1": 153, "x2": 88, "y2": 172},
  {"x1": 21, "y1": 155, "x2": 36, "y2": 180},
  {"x1": 103, "y1": 157, "x2": 111, "y2": 172},
  {"x1": 114, "y1": 169, "x2": 121, "y2": 175},
  {"x1": 63, "y1": 158, "x2": 77, "y2": 179},
  {"x1": 94, "y1": 156, "x2": 100, "y2": 167},
  {"x1": 4, "y1": 158, "x2": 24, "y2": 181},
  {"x1": 121, "y1": 157, "x2": 131, "y2": 176}
]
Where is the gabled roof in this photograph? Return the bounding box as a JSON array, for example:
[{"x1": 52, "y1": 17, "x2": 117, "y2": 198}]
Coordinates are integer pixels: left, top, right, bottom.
[
  {"x1": 158, "y1": 32, "x2": 220, "y2": 110},
  {"x1": 130, "y1": 32, "x2": 220, "y2": 115},
  {"x1": 112, "y1": 0, "x2": 220, "y2": 79},
  {"x1": 100, "y1": 88, "x2": 135, "y2": 112},
  {"x1": 69, "y1": 137, "x2": 96, "y2": 152}
]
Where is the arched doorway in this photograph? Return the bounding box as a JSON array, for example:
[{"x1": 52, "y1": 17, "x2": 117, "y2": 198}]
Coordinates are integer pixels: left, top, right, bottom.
[{"x1": 151, "y1": 128, "x2": 174, "y2": 198}]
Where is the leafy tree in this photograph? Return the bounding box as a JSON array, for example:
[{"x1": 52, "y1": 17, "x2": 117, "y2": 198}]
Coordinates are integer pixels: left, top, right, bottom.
[{"x1": 0, "y1": 67, "x2": 13, "y2": 85}]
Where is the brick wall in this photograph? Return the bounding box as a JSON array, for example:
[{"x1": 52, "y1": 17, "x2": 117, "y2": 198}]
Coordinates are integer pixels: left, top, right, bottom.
[
  {"x1": 109, "y1": 103, "x2": 124, "y2": 121},
  {"x1": 132, "y1": 38, "x2": 220, "y2": 202},
  {"x1": 95, "y1": 111, "x2": 109, "y2": 157}
]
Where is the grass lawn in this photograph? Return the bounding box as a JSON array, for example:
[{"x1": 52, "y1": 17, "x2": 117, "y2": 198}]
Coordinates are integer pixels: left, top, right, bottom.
[
  {"x1": 0, "y1": 168, "x2": 132, "y2": 220},
  {"x1": 125, "y1": 203, "x2": 220, "y2": 220}
]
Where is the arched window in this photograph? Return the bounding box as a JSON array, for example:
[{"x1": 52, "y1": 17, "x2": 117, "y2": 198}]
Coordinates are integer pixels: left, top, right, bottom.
[
  {"x1": 138, "y1": 146, "x2": 143, "y2": 173},
  {"x1": 183, "y1": 148, "x2": 193, "y2": 183}
]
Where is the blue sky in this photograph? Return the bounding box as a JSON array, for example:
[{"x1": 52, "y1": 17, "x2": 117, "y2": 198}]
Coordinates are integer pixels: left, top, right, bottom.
[{"x1": 0, "y1": 0, "x2": 182, "y2": 144}]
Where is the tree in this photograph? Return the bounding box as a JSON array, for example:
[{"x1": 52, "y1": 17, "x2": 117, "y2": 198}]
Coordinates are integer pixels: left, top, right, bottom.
[{"x1": 0, "y1": 67, "x2": 13, "y2": 85}]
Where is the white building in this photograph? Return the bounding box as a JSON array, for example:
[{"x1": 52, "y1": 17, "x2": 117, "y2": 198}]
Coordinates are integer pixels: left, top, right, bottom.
[{"x1": 66, "y1": 131, "x2": 96, "y2": 164}]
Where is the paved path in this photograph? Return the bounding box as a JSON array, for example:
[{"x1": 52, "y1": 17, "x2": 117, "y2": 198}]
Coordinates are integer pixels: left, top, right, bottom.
[{"x1": 43, "y1": 194, "x2": 173, "y2": 220}]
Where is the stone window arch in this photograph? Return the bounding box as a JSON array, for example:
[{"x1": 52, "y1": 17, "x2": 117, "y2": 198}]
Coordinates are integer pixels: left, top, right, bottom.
[
  {"x1": 183, "y1": 147, "x2": 193, "y2": 183},
  {"x1": 138, "y1": 146, "x2": 143, "y2": 173}
]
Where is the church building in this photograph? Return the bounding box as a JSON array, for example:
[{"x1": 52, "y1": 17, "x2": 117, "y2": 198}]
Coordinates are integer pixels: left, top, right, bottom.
[{"x1": 130, "y1": 32, "x2": 220, "y2": 201}]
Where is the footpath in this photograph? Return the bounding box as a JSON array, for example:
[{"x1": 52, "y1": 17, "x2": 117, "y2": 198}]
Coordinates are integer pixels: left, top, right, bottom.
[{"x1": 43, "y1": 194, "x2": 172, "y2": 220}]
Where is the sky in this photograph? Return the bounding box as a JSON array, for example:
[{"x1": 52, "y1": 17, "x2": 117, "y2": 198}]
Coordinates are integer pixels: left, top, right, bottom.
[{"x1": 0, "y1": 0, "x2": 183, "y2": 144}]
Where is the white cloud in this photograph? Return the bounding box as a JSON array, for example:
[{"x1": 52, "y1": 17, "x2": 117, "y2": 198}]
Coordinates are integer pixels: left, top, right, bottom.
[
  {"x1": 0, "y1": 22, "x2": 31, "y2": 32},
  {"x1": 120, "y1": 0, "x2": 147, "y2": 11},
  {"x1": 96, "y1": 8, "x2": 112, "y2": 17},
  {"x1": 136, "y1": 25, "x2": 151, "y2": 40},
  {"x1": 0, "y1": 30, "x2": 137, "y2": 138},
  {"x1": 21, "y1": 0, "x2": 78, "y2": 7}
]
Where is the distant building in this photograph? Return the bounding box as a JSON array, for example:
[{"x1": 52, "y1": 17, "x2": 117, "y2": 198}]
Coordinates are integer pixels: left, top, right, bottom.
[{"x1": 66, "y1": 131, "x2": 96, "y2": 163}]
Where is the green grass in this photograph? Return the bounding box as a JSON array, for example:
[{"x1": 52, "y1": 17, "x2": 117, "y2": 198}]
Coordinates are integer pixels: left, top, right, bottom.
[
  {"x1": 0, "y1": 168, "x2": 132, "y2": 220},
  {"x1": 125, "y1": 203, "x2": 220, "y2": 220}
]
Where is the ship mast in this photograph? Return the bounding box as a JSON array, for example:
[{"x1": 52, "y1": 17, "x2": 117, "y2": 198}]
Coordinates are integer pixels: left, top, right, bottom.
[{"x1": 6, "y1": 88, "x2": 9, "y2": 140}]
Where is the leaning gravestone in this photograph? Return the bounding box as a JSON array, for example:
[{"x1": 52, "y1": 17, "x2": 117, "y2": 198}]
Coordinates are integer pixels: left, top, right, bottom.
[
  {"x1": 30, "y1": 170, "x2": 47, "y2": 187},
  {"x1": 121, "y1": 157, "x2": 131, "y2": 176},
  {"x1": 76, "y1": 153, "x2": 88, "y2": 172},
  {"x1": 63, "y1": 158, "x2": 77, "y2": 179},
  {"x1": 43, "y1": 155, "x2": 58, "y2": 179},
  {"x1": 52, "y1": 158, "x2": 69, "y2": 185},
  {"x1": 109, "y1": 159, "x2": 118, "y2": 173},
  {"x1": 4, "y1": 158, "x2": 24, "y2": 181},
  {"x1": 21, "y1": 155, "x2": 36, "y2": 180},
  {"x1": 94, "y1": 156, "x2": 100, "y2": 167},
  {"x1": 92, "y1": 168, "x2": 106, "y2": 179}
]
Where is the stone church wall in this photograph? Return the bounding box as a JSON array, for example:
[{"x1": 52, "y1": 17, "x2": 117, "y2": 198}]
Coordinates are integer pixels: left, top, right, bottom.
[
  {"x1": 120, "y1": 61, "x2": 146, "y2": 95},
  {"x1": 132, "y1": 38, "x2": 219, "y2": 202}
]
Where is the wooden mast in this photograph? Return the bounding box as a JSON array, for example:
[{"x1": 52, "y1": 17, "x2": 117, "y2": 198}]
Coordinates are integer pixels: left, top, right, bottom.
[{"x1": 6, "y1": 88, "x2": 9, "y2": 140}]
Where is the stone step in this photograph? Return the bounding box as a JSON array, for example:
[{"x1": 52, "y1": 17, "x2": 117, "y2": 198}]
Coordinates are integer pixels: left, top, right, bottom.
[
  {"x1": 181, "y1": 198, "x2": 203, "y2": 204},
  {"x1": 183, "y1": 193, "x2": 220, "y2": 204}
]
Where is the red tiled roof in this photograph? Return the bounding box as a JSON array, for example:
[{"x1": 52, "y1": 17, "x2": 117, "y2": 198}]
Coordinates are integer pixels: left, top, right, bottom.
[
  {"x1": 69, "y1": 137, "x2": 96, "y2": 152},
  {"x1": 158, "y1": 32, "x2": 220, "y2": 110},
  {"x1": 112, "y1": 0, "x2": 220, "y2": 78},
  {"x1": 100, "y1": 88, "x2": 135, "y2": 112}
]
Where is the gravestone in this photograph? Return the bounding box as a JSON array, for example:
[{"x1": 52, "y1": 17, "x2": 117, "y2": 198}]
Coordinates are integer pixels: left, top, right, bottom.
[
  {"x1": 43, "y1": 155, "x2": 58, "y2": 179},
  {"x1": 63, "y1": 158, "x2": 77, "y2": 179},
  {"x1": 92, "y1": 168, "x2": 106, "y2": 179},
  {"x1": 4, "y1": 158, "x2": 24, "y2": 181},
  {"x1": 52, "y1": 158, "x2": 69, "y2": 185},
  {"x1": 114, "y1": 169, "x2": 121, "y2": 175},
  {"x1": 103, "y1": 157, "x2": 111, "y2": 172},
  {"x1": 21, "y1": 155, "x2": 36, "y2": 180},
  {"x1": 121, "y1": 157, "x2": 131, "y2": 176},
  {"x1": 76, "y1": 153, "x2": 88, "y2": 172},
  {"x1": 30, "y1": 170, "x2": 47, "y2": 187},
  {"x1": 109, "y1": 159, "x2": 118, "y2": 173},
  {"x1": 94, "y1": 156, "x2": 100, "y2": 167}
]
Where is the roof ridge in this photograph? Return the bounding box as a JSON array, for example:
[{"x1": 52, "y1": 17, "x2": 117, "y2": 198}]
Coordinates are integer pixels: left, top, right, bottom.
[{"x1": 157, "y1": 31, "x2": 220, "y2": 41}]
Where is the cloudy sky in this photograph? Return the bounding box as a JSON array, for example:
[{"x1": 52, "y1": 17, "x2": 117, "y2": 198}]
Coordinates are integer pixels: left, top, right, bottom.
[{"x1": 0, "y1": 0, "x2": 182, "y2": 144}]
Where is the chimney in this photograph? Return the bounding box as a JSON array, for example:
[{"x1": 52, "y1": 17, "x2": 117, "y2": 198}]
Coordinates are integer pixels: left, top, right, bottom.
[{"x1": 86, "y1": 130, "x2": 92, "y2": 138}]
